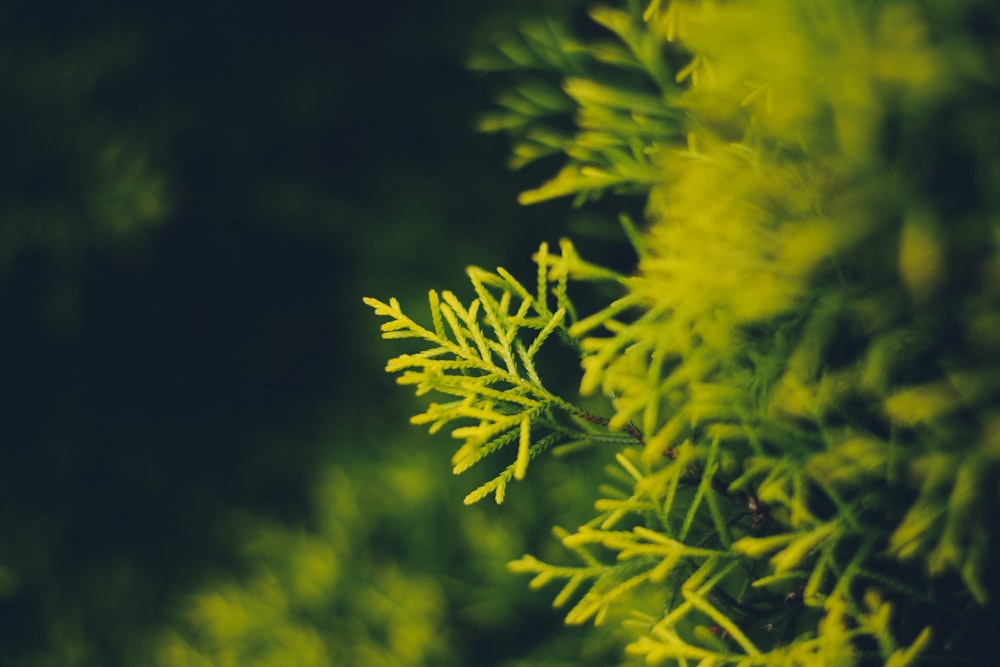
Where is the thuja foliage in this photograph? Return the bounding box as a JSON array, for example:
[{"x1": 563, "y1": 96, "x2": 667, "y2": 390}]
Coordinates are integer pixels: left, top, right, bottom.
[{"x1": 367, "y1": 0, "x2": 1000, "y2": 664}]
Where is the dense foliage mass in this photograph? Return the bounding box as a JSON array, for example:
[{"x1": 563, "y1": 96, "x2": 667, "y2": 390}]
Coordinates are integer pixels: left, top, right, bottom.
[{"x1": 369, "y1": 0, "x2": 1000, "y2": 664}]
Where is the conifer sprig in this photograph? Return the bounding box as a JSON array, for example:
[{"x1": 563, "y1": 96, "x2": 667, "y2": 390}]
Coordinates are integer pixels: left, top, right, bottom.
[
  {"x1": 365, "y1": 241, "x2": 633, "y2": 504},
  {"x1": 472, "y1": 4, "x2": 684, "y2": 205}
]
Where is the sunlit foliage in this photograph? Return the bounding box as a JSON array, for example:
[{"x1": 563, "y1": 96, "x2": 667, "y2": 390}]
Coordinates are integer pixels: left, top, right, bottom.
[{"x1": 369, "y1": 0, "x2": 1000, "y2": 664}]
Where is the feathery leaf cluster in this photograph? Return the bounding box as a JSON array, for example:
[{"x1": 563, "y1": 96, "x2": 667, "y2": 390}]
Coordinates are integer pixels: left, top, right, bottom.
[
  {"x1": 365, "y1": 242, "x2": 634, "y2": 505},
  {"x1": 471, "y1": 2, "x2": 683, "y2": 206},
  {"x1": 368, "y1": 0, "x2": 1000, "y2": 665}
]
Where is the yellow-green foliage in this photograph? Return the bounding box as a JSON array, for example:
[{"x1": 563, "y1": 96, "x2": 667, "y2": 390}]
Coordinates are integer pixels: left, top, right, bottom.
[
  {"x1": 150, "y1": 465, "x2": 453, "y2": 667},
  {"x1": 369, "y1": 0, "x2": 1000, "y2": 665},
  {"x1": 365, "y1": 245, "x2": 637, "y2": 505}
]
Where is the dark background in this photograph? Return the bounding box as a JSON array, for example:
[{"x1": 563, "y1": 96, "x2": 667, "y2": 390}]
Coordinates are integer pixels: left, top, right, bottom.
[{"x1": 0, "y1": 1, "x2": 593, "y2": 663}]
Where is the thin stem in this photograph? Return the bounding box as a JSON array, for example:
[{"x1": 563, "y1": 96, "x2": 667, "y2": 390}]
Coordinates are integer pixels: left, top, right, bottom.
[{"x1": 569, "y1": 405, "x2": 646, "y2": 445}]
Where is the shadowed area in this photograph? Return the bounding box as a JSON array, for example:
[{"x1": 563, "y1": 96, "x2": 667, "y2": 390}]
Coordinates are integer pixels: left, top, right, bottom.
[{"x1": 0, "y1": 1, "x2": 584, "y2": 664}]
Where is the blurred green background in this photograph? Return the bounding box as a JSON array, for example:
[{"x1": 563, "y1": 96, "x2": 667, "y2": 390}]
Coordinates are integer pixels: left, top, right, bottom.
[{"x1": 0, "y1": 1, "x2": 621, "y2": 664}]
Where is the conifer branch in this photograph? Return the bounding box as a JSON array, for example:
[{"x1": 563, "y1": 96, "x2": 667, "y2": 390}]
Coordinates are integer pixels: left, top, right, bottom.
[{"x1": 365, "y1": 241, "x2": 639, "y2": 503}]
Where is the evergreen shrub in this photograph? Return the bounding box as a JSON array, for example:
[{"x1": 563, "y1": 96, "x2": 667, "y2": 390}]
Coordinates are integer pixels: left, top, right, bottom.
[{"x1": 368, "y1": 1, "x2": 1000, "y2": 664}]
